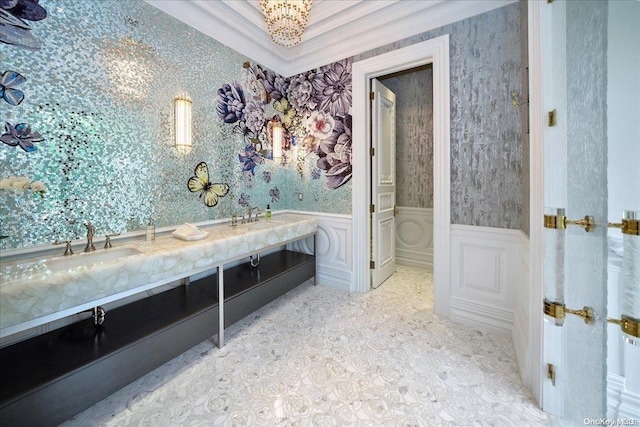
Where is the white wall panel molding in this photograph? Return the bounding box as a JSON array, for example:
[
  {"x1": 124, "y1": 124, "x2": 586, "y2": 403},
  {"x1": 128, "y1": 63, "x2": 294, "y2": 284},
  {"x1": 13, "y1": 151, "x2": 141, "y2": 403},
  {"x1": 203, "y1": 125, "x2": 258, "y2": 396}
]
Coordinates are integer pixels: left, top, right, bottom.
[
  {"x1": 450, "y1": 224, "x2": 520, "y2": 335},
  {"x1": 396, "y1": 207, "x2": 433, "y2": 269},
  {"x1": 286, "y1": 211, "x2": 352, "y2": 292}
]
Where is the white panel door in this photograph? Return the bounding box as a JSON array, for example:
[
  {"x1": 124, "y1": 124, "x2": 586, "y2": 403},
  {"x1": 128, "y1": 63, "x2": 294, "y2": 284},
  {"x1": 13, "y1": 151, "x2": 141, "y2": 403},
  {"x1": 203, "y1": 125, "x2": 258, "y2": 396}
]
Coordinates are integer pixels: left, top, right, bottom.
[{"x1": 371, "y1": 79, "x2": 396, "y2": 289}]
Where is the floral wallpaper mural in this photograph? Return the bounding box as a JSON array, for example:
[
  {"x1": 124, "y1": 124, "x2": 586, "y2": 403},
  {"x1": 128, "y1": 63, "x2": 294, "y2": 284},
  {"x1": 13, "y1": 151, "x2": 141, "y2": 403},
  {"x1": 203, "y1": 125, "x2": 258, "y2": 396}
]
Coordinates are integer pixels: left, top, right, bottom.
[
  {"x1": 1, "y1": 0, "x2": 352, "y2": 251},
  {"x1": 216, "y1": 59, "x2": 353, "y2": 199}
]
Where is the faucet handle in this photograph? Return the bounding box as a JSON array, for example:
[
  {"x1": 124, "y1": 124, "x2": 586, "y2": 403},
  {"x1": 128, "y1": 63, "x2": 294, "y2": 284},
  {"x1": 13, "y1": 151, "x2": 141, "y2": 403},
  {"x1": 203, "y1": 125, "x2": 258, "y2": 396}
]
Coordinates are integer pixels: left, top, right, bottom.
[
  {"x1": 104, "y1": 233, "x2": 120, "y2": 249},
  {"x1": 53, "y1": 240, "x2": 74, "y2": 256}
]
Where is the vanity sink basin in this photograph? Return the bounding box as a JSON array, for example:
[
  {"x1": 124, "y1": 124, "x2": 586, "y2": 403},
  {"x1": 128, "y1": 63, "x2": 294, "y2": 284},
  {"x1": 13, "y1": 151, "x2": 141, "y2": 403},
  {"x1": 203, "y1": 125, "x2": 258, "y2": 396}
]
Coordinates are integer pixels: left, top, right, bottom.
[
  {"x1": 244, "y1": 219, "x2": 285, "y2": 230},
  {"x1": 45, "y1": 247, "x2": 143, "y2": 272}
]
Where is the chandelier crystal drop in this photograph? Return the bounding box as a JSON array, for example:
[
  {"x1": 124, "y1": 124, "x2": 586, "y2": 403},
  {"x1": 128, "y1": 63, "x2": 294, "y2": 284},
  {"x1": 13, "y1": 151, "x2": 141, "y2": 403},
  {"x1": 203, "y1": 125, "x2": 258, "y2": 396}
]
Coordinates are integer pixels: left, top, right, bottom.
[{"x1": 260, "y1": 0, "x2": 314, "y2": 47}]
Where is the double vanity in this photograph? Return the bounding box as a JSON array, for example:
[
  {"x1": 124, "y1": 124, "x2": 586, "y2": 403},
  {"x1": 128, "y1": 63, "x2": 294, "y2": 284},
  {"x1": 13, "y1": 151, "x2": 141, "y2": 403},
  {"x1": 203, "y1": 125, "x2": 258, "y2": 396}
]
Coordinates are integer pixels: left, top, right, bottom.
[{"x1": 0, "y1": 213, "x2": 317, "y2": 426}]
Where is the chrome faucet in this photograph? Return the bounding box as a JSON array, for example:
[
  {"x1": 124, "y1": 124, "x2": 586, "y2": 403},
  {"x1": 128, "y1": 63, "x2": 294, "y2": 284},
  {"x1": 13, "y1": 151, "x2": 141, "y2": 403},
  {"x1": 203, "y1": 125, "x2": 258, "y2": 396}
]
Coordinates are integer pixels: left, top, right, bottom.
[
  {"x1": 84, "y1": 223, "x2": 96, "y2": 252},
  {"x1": 53, "y1": 240, "x2": 74, "y2": 256},
  {"x1": 247, "y1": 206, "x2": 260, "y2": 223}
]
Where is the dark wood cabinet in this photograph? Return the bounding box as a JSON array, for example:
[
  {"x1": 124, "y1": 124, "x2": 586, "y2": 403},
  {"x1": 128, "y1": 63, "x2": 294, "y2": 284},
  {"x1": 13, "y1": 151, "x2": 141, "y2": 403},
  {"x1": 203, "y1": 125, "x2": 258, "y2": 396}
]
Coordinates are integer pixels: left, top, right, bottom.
[{"x1": 0, "y1": 249, "x2": 315, "y2": 426}]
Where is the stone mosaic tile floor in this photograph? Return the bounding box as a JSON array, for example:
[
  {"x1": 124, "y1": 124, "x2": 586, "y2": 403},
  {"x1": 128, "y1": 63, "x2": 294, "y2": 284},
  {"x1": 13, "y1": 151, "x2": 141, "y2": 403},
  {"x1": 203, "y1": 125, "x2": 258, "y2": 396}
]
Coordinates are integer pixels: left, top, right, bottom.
[{"x1": 63, "y1": 265, "x2": 548, "y2": 426}]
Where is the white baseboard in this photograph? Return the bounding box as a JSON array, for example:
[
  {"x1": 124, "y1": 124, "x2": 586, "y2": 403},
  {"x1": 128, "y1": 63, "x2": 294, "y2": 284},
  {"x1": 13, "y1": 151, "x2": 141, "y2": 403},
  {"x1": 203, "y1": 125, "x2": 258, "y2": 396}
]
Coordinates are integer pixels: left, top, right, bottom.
[
  {"x1": 608, "y1": 372, "x2": 640, "y2": 420},
  {"x1": 397, "y1": 248, "x2": 433, "y2": 269},
  {"x1": 450, "y1": 296, "x2": 514, "y2": 335},
  {"x1": 317, "y1": 265, "x2": 352, "y2": 292}
]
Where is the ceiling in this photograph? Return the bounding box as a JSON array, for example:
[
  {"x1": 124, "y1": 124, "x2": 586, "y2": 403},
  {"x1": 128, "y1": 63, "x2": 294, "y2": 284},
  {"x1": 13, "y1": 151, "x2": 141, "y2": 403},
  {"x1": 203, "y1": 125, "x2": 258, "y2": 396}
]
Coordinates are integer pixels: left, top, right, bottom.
[{"x1": 145, "y1": 0, "x2": 514, "y2": 77}]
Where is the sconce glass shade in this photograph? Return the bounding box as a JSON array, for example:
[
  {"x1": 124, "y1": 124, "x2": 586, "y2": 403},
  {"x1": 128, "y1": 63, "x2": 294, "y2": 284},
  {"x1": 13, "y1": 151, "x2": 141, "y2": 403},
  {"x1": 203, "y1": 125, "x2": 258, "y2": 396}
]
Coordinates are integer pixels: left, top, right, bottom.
[
  {"x1": 174, "y1": 93, "x2": 192, "y2": 151},
  {"x1": 272, "y1": 121, "x2": 283, "y2": 160}
]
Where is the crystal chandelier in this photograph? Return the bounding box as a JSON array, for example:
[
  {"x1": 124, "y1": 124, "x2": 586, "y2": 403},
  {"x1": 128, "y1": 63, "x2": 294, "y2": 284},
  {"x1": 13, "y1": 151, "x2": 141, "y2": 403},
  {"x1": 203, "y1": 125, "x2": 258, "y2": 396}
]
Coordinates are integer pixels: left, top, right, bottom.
[{"x1": 260, "y1": 0, "x2": 314, "y2": 47}]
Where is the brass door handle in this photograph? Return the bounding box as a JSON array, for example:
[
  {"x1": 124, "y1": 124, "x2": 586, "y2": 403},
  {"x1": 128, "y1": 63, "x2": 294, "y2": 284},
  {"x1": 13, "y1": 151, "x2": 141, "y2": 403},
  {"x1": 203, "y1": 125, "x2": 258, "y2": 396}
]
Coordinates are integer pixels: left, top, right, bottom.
[
  {"x1": 544, "y1": 208, "x2": 594, "y2": 232},
  {"x1": 544, "y1": 300, "x2": 594, "y2": 325}
]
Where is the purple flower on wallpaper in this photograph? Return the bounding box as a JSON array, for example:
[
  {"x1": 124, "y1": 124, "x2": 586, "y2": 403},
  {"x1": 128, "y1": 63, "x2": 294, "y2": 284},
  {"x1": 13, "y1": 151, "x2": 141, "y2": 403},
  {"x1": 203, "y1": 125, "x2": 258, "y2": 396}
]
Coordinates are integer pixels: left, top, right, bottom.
[
  {"x1": 216, "y1": 82, "x2": 245, "y2": 124},
  {"x1": 307, "y1": 110, "x2": 335, "y2": 139},
  {"x1": 1, "y1": 70, "x2": 25, "y2": 106},
  {"x1": 238, "y1": 192, "x2": 250, "y2": 208},
  {"x1": 311, "y1": 167, "x2": 321, "y2": 180},
  {"x1": 251, "y1": 63, "x2": 288, "y2": 101},
  {"x1": 1, "y1": 122, "x2": 43, "y2": 152},
  {"x1": 233, "y1": 121, "x2": 256, "y2": 145},
  {"x1": 262, "y1": 171, "x2": 271, "y2": 183},
  {"x1": 269, "y1": 186, "x2": 280, "y2": 203},
  {"x1": 238, "y1": 144, "x2": 264, "y2": 175},
  {"x1": 0, "y1": 0, "x2": 47, "y2": 50},
  {"x1": 241, "y1": 65, "x2": 268, "y2": 104},
  {"x1": 317, "y1": 114, "x2": 352, "y2": 189},
  {"x1": 271, "y1": 75, "x2": 290, "y2": 101},
  {"x1": 244, "y1": 100, "x2": 265, "y2": 134},
  {"x1": 287, "y1": 70, "x2": 317, "y2": 116},
  {"x1": 313, "y1": 59, "x2": 352, "y2": 117}
]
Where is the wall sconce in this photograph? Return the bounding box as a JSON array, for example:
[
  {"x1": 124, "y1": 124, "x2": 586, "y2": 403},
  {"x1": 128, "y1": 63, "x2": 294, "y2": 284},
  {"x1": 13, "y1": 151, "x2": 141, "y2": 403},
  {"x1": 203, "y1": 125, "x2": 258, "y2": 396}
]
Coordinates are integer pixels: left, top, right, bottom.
[
  {"x1": 271, "y1": 119, "x2": 283, "y2": 160},
  {"x1": 174, "y1": 93, "x2": 192, "y2": 153}
]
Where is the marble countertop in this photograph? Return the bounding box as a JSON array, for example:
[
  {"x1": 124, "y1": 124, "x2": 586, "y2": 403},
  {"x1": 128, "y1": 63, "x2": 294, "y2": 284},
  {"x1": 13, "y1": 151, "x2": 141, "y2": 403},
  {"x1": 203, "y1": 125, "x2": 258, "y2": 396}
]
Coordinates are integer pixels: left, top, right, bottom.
[{"x1": 0, "y1": 213, "x2": 317, "y2": 337}]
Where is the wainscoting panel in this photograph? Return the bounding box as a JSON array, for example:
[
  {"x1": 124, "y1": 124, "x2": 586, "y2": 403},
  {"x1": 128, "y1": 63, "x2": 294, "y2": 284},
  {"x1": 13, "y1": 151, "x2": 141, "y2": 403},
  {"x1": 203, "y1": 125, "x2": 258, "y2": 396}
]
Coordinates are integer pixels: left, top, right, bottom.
[
  {"x1": 450, "y1": 225, "x2": 519, "y2": 335},
  {"x1": 396, "y1": 207, "x2": 433, "y2": 269},
  {"x1": 287, "y1": 212, "x2": 352, "y2": 292}
]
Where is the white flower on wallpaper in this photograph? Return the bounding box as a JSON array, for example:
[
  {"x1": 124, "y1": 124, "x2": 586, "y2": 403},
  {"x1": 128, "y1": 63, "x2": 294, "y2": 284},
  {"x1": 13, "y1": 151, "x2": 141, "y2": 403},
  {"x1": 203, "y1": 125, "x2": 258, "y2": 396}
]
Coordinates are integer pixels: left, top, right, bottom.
[
  {"x1": 0, "y1": 175, "x2": 46, "y2": 197},
  {"x1": 307, "y1": 111, "x2": 335, "y2": 139}
]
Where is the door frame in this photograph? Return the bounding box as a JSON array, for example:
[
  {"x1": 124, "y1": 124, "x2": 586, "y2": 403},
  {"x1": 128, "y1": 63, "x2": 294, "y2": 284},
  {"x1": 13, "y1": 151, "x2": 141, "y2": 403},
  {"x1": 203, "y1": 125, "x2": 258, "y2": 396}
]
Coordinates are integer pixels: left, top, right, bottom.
[
  {"x1": 527, "y1": 0, "x2": 548, "y2": 405},
  {"x1": 351, "y1": 35, "x2": 452, "y2": 317}
]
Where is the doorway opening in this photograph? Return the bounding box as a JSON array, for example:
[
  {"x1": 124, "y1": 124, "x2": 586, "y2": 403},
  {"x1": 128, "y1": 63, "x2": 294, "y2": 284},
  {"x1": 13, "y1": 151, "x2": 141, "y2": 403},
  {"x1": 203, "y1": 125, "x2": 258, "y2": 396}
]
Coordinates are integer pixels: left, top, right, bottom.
[
  {"x1": 351, "y1": 35, "x2": 451, "y2": 317},
  {"x1": 376, "y1": 64, "x2": 434, "y2": 291}
]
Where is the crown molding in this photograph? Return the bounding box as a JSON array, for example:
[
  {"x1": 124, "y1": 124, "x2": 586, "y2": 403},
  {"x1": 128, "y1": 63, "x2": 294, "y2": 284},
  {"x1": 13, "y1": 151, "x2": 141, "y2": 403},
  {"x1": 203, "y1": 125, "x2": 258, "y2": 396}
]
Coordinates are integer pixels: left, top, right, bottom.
[{"x1": 146, "y1": 0, "x2": 516, "y2": 77}]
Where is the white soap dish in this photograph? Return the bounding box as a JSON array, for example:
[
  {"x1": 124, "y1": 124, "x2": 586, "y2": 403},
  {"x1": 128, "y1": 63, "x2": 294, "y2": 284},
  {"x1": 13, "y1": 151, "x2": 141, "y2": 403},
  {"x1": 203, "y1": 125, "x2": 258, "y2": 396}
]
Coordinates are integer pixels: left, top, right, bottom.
[{"x1": 172, "y1": 223, "x2": 208, "y2": 241}]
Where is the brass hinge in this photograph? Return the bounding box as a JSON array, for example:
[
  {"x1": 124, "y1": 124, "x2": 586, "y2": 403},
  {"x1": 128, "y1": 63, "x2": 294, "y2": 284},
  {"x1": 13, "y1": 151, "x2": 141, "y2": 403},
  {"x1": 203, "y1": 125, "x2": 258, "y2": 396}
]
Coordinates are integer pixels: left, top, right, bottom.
[
  {"x1": 370, "y1": 147, "x2": 375, "y2": 156},
  {"x1": 370, "y1": 92, "x2": 375, "y2": 100},
  {"x1": 370, "y1": 260, "x2": 375, "y2": 269},
  {"x1": 370, "y1": 204, "x2": 375, "y2": 213},
  {"x1": 547, "y1": 363, "x2": 556, "y2": 386},
  {"x1": 548, "y1": 109, "x2": 557, "y2": 127},
  {"x1": 547, "y1": 0, "x2": 553, "y2": 4}
]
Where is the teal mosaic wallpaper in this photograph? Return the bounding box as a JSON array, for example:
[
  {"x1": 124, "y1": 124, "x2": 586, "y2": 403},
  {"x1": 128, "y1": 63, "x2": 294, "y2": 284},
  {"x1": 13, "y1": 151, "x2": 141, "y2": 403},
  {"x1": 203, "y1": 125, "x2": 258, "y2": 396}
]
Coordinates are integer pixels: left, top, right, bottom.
[{"x1": 0, "y1": 0, "x2": 351, "y2": 250}]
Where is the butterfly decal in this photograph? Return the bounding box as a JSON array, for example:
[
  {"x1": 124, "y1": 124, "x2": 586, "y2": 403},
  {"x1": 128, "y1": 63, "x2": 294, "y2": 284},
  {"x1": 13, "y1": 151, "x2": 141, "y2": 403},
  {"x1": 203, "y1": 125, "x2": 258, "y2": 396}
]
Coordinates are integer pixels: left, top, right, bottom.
[
  {"x1": 1, "y1": 70, "x2": 26, "y2": 106},
  {"x1": 233, "y1": 121, "x2": 257, "y2": 145},
  {"x1": 273, "y1": 98, "x2": 296, "y2": 127},
  {"x1": 187, "y1": 162, "x2": 229, "y2": 207}
]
